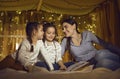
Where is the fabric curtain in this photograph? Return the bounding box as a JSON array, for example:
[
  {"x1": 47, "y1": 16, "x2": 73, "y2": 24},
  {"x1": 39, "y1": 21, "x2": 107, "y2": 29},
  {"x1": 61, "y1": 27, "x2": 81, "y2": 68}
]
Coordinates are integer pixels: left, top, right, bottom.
[
  {"x1": 95, "y1": 0, "x2": 120, "y2": 48},
  {"x1": 0, "y1": 0, "x2": 40, "y2": 11},
  {"x1": 0, "y1": 0, "x2": 105, "y2": 15}
]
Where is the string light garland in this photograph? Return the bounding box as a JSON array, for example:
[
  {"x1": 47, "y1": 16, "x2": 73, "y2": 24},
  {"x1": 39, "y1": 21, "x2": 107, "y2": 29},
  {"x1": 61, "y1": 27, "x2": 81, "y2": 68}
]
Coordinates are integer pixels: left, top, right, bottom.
[{"x1": 0, "y1": 10, "x2": 96, "y2": 55}]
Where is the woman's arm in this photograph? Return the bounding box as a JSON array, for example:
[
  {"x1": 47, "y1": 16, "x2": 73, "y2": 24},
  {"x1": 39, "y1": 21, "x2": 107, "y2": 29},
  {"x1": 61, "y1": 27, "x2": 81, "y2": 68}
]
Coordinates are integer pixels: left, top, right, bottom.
[
  {"x1": 88, "y1": 31, "x2": 120, "y2": 56},
  {"x1": 76, "y1": 51, "x2": 96, "y2": 61},
  {"x1": 61, "y1": 38, "x2": 67, "y2": 56},
  {"x1": 96, "y1": 36, "x2": 120, "y2": 56}
]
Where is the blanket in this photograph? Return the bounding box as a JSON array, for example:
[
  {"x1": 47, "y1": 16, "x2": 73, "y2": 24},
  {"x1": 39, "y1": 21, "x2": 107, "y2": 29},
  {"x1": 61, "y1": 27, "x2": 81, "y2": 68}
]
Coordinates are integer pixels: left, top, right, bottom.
[{"x1": 0, "y1": 67, "x2": 120, "y2": 79}]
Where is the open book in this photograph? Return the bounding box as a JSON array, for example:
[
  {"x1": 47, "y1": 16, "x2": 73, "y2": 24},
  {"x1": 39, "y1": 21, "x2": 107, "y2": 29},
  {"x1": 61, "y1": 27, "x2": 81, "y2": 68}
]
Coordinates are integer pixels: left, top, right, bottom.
[{"x1": 66, "y1": 61, "x2": 89, "y2": 71}]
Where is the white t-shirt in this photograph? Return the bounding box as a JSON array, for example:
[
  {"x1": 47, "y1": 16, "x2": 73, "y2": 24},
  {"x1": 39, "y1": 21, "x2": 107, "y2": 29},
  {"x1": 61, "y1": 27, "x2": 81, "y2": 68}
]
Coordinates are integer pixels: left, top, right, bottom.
[
  {"x1": 11, "y1": 39, "x2": 54, "y2": 70},
  {"x1": 43, "y1": 41, "x2": 62, "y2": 64}
]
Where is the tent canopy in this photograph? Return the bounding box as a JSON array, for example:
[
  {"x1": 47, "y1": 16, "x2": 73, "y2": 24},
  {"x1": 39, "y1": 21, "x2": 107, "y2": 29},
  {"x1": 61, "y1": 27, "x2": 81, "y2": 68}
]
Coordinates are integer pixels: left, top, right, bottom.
[{"x1": 0, "y1": 0, "x2": 106, "y2": 15}]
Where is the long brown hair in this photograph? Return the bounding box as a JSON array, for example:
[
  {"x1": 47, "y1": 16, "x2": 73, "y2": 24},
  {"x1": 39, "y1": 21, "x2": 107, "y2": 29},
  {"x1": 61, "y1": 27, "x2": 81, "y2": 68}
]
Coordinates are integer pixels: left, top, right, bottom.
[
  {"x1": 26, "y1": 22, "x2": 41, "y2": 52},
  {"x1": 61, "y1": 18, "x2": 80, "y2": 61},
  {"x1": 61, "y1": 18, "x2": 80, "y2": 53}
]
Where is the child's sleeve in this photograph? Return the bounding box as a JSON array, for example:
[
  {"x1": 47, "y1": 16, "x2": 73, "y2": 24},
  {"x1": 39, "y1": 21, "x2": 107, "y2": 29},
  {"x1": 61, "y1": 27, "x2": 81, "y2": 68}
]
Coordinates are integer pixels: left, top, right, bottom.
[
  {"x1": 55, "y1": 42, "x2": 62, "y2": 63},
  {"x1": 18, "y1": 42, "x2": 35, "y2": 68},
  {"x1": 39, "y1": 41, "x2": 54, "y2": 71}
]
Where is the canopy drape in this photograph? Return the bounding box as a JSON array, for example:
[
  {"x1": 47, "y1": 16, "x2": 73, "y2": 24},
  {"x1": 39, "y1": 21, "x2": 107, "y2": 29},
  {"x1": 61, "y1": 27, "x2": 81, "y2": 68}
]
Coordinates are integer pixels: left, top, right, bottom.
[{"x1": 0, "y1": 0, "x2": 106, "y2": 15}]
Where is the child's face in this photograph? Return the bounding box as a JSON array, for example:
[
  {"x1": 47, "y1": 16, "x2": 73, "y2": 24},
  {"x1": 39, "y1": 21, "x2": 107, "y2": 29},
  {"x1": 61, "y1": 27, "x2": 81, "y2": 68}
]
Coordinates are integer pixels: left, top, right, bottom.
[
  {"x1": 36, "y1": 25, "x2": 44, "y2": 40},
  {"x1": 45, "y1": 27, "x2": 55, "y2": 42}
]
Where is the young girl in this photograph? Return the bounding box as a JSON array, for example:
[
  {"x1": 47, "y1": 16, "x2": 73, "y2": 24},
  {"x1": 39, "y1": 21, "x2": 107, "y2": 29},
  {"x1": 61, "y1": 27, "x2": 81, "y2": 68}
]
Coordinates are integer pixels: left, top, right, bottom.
[
  {"x1": 36, "y1": 22, "x2": 74, "y2": 70},
  {"x1": 1, "y1": 22, "x2": 53, "y2": 72}
]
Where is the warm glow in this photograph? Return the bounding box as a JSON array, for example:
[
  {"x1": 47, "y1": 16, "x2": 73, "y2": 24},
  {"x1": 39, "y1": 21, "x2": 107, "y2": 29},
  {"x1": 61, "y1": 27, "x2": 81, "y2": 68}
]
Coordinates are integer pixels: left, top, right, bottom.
[
  {"x1": 0, "y1": 10, "x2": 97, "y2": 55},
  {"x1": 16, "y1": 43, "x2": 19, "y2": 50}
]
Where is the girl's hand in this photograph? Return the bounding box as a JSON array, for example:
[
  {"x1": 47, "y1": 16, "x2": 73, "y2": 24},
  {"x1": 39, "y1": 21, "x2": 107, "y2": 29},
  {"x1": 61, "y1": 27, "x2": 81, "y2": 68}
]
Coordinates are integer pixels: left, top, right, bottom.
[
  {"x1": 59, "y1": 65, "x2": 67, "y2": 70},
  {"x1": 26, "y1": 65, "x2": 34, "y2": 72},
  {"x1": 58, "y1": 60, "x2": 67, "y2": 70}
]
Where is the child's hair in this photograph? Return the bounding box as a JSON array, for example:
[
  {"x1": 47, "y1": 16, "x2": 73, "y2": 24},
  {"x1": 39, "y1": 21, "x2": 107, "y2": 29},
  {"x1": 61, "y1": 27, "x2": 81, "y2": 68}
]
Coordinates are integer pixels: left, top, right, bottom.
[
  {"x1": 26, "y1": 22, "x2": 41, "y2": 52},
  {"x1": 42, "y1": 21, "x2": 58, "y2": 43}
]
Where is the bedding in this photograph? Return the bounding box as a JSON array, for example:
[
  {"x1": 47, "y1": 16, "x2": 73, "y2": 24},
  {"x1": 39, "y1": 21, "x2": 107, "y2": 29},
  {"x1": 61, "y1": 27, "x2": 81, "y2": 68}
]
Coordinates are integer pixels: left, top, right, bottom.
[{"x1": 0, "y1": 67, "x2": 120, "y2": 79}]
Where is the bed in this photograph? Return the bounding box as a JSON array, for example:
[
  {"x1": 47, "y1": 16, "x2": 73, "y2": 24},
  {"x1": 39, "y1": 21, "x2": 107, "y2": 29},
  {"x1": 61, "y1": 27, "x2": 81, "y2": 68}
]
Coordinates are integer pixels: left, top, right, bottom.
[{"x1": 0, "y1": 66, "x2": 120, "y2": 79}]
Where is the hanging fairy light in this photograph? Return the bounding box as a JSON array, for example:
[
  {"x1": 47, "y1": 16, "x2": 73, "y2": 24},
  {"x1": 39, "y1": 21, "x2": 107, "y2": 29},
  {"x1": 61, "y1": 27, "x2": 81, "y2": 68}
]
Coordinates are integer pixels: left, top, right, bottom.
[
  {"x1": 16, "y1": 11, "x2": 21, "y2": 15},
  {"x1": 0, "y1": 10, "x2": 97, "y2": 56},
  {"x1": 78, "y1": 22, "x2": 81, "y2": 25},
  {"x1": 0, "y1": 20, "x2": 3, "y2": 33},
  {"x1": 51, "y1": 14, "x2": 54, "y2": 17},
  {"x1": 0, "y1": 12, "x2": 4, "y2": 16},
  {"x1": 57, "y1": 14, "x2": 63, "y2": 21},
  {"x1": 84, "y1": 21, "x2": 86, "y2": 24},
  {"x1": 14, "y1": 16, "x2": 19, "y2": 24},
  {"x1": 30, "y1": 11, "x2": 34, "y2": 16},
  {"x1": 73, "y1": 17, "x2": 75, "y2": 19},
  {"x1": 69, "y1": 16, "x2": 73, "y2": 18},
  {"x1": 48, "y1": 17, "x2": 53, "y2": 21},
  {"x1": 26, "y1": 20, "x2": 28, "y2": 23},
  {"x1": 42, "y1": 16, "x2": 45, "y2": 19},
  {"x1": 15, "y1": 42, "x2": 19, "y2": 50},
  {"x1": 78, "y1": 17, "x2": 81, "y2": 19}
]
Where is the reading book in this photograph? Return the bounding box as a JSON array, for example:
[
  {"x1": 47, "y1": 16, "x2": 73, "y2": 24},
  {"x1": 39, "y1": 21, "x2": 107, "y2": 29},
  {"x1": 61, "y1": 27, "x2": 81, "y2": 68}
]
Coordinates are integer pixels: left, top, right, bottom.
[{"x1": 66, "y1": 61, "x2": 89, "y2": 71}]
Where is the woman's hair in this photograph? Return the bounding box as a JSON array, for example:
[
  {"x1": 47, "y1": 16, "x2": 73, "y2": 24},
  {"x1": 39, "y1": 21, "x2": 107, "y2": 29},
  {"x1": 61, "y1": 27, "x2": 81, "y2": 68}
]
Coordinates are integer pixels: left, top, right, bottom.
[
  {"x1": 42, "y1": 21, "x2": 58, "y2": 43},
  {"x1": 61, "y1": 19, "x2": 79, "y2": 59},
  {"x1": 26, "y1": 22, "x2": 41, "y2": 52},
  {"x1": 61, "y1": 18, "x2": 79, "y2": 33}
]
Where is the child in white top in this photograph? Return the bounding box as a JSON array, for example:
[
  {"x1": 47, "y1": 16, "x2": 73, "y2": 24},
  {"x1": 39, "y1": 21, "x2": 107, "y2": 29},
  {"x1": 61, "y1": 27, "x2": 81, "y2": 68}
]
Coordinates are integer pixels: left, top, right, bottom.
[
  {"x1": 36, "y1": 22, "x2": 74, "y2": 70},
  {"x1": 11, "y1": 22, "x2": 53, "y2": 72}
]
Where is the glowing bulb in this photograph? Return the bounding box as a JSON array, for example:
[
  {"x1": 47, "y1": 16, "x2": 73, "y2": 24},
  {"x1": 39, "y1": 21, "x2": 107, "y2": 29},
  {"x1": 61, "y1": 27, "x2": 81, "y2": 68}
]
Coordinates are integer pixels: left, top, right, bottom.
[
  {"x1": 42, "y1": 17, "x2": 44, "y2": 19},
  {"x1": 51, "y1": 14, "x2": 54, "y2": 16},
  {"x1": 16, "y1": 43, "x2": 19, "y2": 50}
]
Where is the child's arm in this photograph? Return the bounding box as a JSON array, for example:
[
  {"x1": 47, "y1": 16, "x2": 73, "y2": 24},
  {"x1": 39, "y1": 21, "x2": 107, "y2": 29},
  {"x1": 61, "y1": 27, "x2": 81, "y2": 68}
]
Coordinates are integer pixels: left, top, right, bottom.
[
  {"x1": 40, "y1": 48, "x2": 54, "y2": 71},
  {"x1": 55, "y1": 42, "x2": 67, "y2": 70},
  {"x1": 18, "y1": 42, "x2": 35, "y2": 72},
  {"x1": 58, "y1": 60, "x2": 67, "y2": 70},
  {"x1": 17, "y1": 39, "x2": 39, "y2": 72},
  {"x1": 39, "y1": 41, "x2": 54, "y2": 71}
]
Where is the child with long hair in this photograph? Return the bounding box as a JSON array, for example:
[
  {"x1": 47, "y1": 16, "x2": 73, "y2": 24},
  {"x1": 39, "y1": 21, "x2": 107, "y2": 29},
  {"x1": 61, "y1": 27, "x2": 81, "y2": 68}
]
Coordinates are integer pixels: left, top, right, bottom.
[{"x1": 0, "y1": 22, "x2": 53, "y2": 72}]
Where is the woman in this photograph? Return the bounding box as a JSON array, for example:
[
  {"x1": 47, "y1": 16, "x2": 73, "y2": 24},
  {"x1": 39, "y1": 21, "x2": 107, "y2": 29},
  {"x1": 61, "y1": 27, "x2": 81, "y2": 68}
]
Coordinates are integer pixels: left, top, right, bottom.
[
  {"x1": 36, "y1": 22, "x2": 74, "y2": 71},
  {"x1": 61, "y1": 18, "x2": 120, "y2": 70}
]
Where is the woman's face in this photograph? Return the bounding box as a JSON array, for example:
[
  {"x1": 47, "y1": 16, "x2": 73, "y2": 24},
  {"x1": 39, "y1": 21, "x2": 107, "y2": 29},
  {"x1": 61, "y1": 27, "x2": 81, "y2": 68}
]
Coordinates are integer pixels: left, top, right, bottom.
[
  {"x1": 62, "y1": 22, "x2": 75, "y2": 37},
  {"x1": 36, "y1": 25, "x2": 44, "y2": 40},
  {"x1": 45, "y1": 27, "x2": 56, "y2": 42}
]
